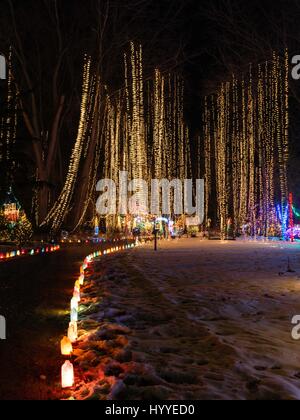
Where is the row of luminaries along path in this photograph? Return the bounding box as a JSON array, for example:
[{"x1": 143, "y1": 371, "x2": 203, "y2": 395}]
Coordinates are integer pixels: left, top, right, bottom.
[{"x1": 59, "y1": 240, "x2": 137, "y2": 395}]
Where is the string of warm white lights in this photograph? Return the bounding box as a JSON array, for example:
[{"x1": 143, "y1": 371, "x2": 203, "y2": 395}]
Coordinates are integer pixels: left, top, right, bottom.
[
  {"x1": 0, "y1": 48, "x2": 17, "y2": 170},
  {"x1": 101, "y1": 43, "x2": 191, "y2": 226},
  {"x1": 203, "y1": 97, "x2": 211, "y2": 223},
  {"x1": 231, "y1": 75, "x2": 240, "y2": 230},
  {"x1": 72, "y1": 80, "x2": 104, "y2": 232},
  {"x1": 42, "y1": 57, "x2": 92, "y2": 231},
  {"x1": 216, "y1": 84, "x2": 228, "y2": 240},
  {"x1": 202, "y1": 51, "x2": 289, "y2": 237},
  {"x1": 37, "y1": 42, "x2": 192, "y2": 232}
]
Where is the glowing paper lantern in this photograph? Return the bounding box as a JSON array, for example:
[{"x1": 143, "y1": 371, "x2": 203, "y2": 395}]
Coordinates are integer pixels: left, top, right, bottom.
[
  {"x1": 68, "y1": 321, "x2": 78, "y2": 343},
  {"x1": 74, "y1": 280, "x2": 80, "y2": 302},
  {"x1": 73, "y1": 287, "x2": 80, "y2": 303},
  {"x1": 70, "y1": 297, "x2": 78, "y2": 322},
  {"x1": 61, "y1": 361, "x2": 74, "y2": 389},
  {"x1": 71, "y1": 297, "x2": 78, "y2": 312},
  {"x1": 61, "y1": 336, "x2": 73, "y2": 356},
  {"x1": 71, "y1": 307, "x2": 78, "y2": 322}
]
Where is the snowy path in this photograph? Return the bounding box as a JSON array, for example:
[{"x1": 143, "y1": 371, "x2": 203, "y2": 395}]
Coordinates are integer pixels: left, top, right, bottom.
[{"x1": 72, "y1": 239, "x2": 300, "y2": 400}]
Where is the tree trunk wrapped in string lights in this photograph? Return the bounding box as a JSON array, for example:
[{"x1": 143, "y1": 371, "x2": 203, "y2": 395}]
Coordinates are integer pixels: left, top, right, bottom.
[
  {"x1": 42, "y1": 42, "x2": 191, "y2": 233},
  {"x1": 101, "y1": 43, "x2": 191, "y2": 231},
  {"x1": 41, "y1": 57, "x2": 93, "y2": 232},
  {"x1": 202, "y1": 50, "x2": 289, "y2": 237},
  {"x1": 41, "y1": 44, "x2": 289, "y2": 237}
]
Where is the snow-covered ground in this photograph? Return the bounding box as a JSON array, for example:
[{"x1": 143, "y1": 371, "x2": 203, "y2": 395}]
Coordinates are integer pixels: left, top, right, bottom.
[{"x1": 67, "y1": 239, "x2": 300, "y2": 400}]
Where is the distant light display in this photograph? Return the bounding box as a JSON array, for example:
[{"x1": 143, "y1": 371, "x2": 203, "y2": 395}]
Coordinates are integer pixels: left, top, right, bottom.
[{"x1": 2, "y1": 187, "x2": 20, "y2": 224}]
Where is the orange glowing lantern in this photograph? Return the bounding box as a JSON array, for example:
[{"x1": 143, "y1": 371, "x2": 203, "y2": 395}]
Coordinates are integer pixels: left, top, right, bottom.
[
  {"x1": 61, "y1": 361, "x2": 74, "y2": 388},
  {"x1": 61, "y1": 336, "x2": 73, "y2": 356},
  {"x1": 79, "y1": 275, "x2": 84, "y2": 286}
]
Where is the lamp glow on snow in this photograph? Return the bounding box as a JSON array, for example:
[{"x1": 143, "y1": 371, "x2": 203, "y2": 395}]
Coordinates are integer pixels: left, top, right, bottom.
[
  {"x1": 61, "y1": 336, "x2": 73, "y2": 356},
  {"x1": 68, "y1": 321, "x2": 78, "y2": 343},
  {"x1": 61, "y1": 361, "x2": 74, "y2": 389}
]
